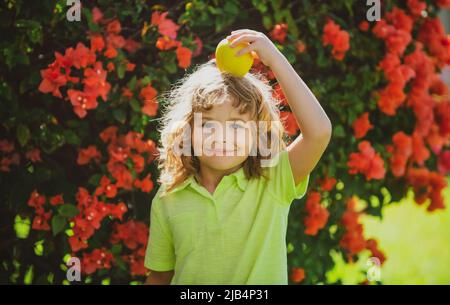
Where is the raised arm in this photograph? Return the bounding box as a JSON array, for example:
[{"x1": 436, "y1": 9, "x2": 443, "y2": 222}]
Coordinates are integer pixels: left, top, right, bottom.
[{"x1": 227, "y1": 29, "x2": 332, "y2": 185}]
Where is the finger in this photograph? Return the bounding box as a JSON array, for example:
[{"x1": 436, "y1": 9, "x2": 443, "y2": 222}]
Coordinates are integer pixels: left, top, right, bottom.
[
  {"x1": 226, "y1": 31, "x2": 249, "y2": 41},
  {"x1": 231, "y1": 29, "x2": 255, "y2": 34},
  {"x1": 229, "y1": 34, "x2": 259, "y2": 48},
  {"x1": 235, "y1": 43, "x2": 255, "y2": 57},
  {"x1": 228, "y1": 30, "x2": 257, "y2": 40}
]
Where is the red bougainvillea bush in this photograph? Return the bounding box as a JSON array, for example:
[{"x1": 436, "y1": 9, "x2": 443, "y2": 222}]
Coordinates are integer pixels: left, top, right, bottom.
[{"x1": 0, "y1": 0, "x2": 449, "y2": 284}]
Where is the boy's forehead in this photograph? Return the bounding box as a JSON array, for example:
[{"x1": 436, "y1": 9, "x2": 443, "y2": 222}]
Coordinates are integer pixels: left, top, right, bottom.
[{"x1": 200, "y1": 100, "x2": 251, "y2": 120}]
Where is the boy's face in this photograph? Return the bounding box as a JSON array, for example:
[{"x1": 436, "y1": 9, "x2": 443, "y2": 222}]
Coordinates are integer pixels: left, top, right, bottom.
[{"x1": 191, "y1": 99, "x2": 254, "y2": 171}]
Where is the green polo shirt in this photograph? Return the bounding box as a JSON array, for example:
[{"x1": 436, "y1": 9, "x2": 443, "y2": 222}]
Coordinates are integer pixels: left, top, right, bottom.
[{"x1": 144, "y1": 149, "x2": 310, "y2": 284}]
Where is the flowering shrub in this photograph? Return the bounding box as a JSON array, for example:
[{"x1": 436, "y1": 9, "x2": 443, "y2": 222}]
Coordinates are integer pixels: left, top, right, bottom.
[{"x1": 0, "y1": 0, "x2": 449, "y2": 284}]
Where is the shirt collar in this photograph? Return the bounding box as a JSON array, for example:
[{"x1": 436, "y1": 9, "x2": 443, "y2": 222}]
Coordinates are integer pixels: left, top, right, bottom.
[{"x1": 162, "y1": 167, "x2": 248, "y2": 197}]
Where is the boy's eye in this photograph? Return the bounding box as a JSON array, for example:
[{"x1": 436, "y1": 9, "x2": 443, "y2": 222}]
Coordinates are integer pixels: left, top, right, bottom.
[
  {"x1": 230, "y1": 122, "x2": 244, "y2": 129},
  {"x1": 202, "y1": 121, "x2": 215, "y2": 129}
]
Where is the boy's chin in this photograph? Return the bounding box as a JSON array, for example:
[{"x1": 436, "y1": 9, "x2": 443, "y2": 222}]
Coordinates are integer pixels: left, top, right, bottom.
[{"x1": 200, "y1": 156, "x2": 247, "y2": 171}]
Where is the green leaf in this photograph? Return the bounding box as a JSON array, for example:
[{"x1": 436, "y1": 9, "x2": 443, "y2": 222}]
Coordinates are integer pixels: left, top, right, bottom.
[
  {"x1": 58, "y1": 204, "x2": 79, "y2": 218},
  {"x1": 262, "y1": 15, "x2": 273, "y2": 30},
  {"x1": 127, "y1": 76, "x2": 137, "y2": 90},
  {"x1": 117, "y1": 63, "x2": 126, "y2": 79},
  {"x1": 88, "y1": 174, "x2": 101, "y2": 186},
  {"x1": 63, "y1": 130, "x2": 80, "y2": 146},
  {"x1": 224, "y1": 1, "x2": 239, "y2": 15},
  {"x1": 51, "y1": 215, "x2": 67, "y2": 236},
  {"x1": 141, "y1": 76, "x2": 151, "y2": 86},
  {"x1": 113, "y1": 109, "x2": 127, "y2": 124},
  {"x1": 252, "y1": 0, "x2": 268, "y2": 13},
  {"x1": 333, "y1": 125, "x2": 346, "y2": 138},
  {"x1": 17, "y1": 124, "x2": 30, "y2": 147},
  {"x1": 130, "y1": 99, "x2": 141, "y2": 112}
]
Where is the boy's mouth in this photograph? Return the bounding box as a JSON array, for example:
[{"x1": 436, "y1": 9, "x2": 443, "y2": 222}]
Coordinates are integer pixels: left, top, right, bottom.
[{"x1": 204, "y1": 148, "x2": 237, "y2": 155}]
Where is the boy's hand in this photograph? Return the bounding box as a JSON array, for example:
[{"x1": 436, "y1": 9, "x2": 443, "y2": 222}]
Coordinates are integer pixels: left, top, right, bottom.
[{"x1": 226, "y1": 29, "x2": 283, "y2": 68}]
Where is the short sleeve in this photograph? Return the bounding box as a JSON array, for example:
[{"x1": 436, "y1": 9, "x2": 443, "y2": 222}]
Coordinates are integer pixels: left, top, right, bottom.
[
  {"x1": 144, "y1": 195, "x2": 175, "y2": 271},
  {"x1": 265, "y1": 149, "x2": 310, "y2": 205}
]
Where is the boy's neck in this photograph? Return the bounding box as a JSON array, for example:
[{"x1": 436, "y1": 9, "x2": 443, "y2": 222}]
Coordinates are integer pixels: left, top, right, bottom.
[{"x1": 195, "y1": 163, "x2": 242, "y2": 194}]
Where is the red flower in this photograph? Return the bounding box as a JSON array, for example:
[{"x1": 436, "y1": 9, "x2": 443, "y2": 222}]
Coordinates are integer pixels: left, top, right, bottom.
[
  {"x1": 81, "y1": 248, "x2": 114, "y2": 275},
  {"x1": 38, "y1": 62, "x2": 67, "y2": 98},
  {"x1": 269, "y1": 23, "x2": 288, "y2": 44},
  {"x1": 25, "y1": 148, "x2": 42, "y2": 163},
  {"x1": 352, "y1": 112, "x2": 373, "y2": 139},
  {"x1": 290, "y1": 267, "x2": 305, "y2": 283},
  {"x1": 411, "y1": 131, "x2": 430, "y2": 166},
  {"x1": 385, "y1": 29, "x2": 412, "y2": 56},
  {"x1": 91, "y1": 7, "x2": 103, "y2": 24},
  {"x1": 140, "y1": 84, "x2": 159, "y2": 116},
  {"x1": 72, "y1": 42, "x2": 96, "y2": 69},
  {"x1": 130, "y1": 154, "x2": 145, "y2": 173},
  {"x1": 123, "y1": 38, "x2": 141, "y2": 53},
  {"x1": 437, "y1": 0, "x2": 450, "y2": 8},
  {"x1": 76, "y1": 187, "x2": 93, "y2": 208},
  {"x1": 99, "y1": 126, "x2": 118, "y2": 143},
  {"x1": 83, "y1": 198, "x2": 109, "y2": 229},
  {"x1": 318, "y1": 175, "x2": 337, "y2": 192},
  {"x1": 437, "y1": 150, "x2": 450, "y2": 174},
  {"x1": 50, "y1": 194, "x2": 64, "y2": 206},
  {"x1": 372, "y1": 13, "x2": 412, "y2": 57},
  {"x1": 295, "y1": 40, "x2": 306, "y2": 53},
  {"x1": 303, "y1": 192, "x2": 329, "y2": 235},
  {"x1": 104, "y1": 46, "x2": 118, "y2": 58},
  {"x1": 67, "y1": 89, "x2": 98, "y2": 118},
  {"x1": 95, "y1": 176, "x2": 118, "y2": 198},
  {"x1": 0, "y1": 139, "x2": 14, "y2": 153},
  {"x1": 107, "y1": 202, "x2": 128, "y2": 221},
  {"x1": 192, "y1": 35, "x2": 203, "y2": 57},
  {"x1": 77, "y1": 145, "x2": 102, "y2": 165},
  {"x1": 151, "y1": 11, "x2": 180, "y2": 39},
  {"x1": 110, "y1": 164, "x2": 134, "y2": 190},
  {"x1": 123, "y1": 253, "x2": 147, "y2": 276},
  {"x1": 27, "y1": 189, "x2": 46, "y2": 212},
  {"x1": 133, "y1": 174, "x2": 154, "y2": 193},
  {"x1": 435, "y1": 99, "x2": 450, "y2": 137},
  {"x1": 347, "y1": 141, "x2": 386, "y2": 180},
  {"x1": 340, "y1": 198, "x2": 366, "y2": 256},
  {"x1": 176, "y1": 45, "x2": 192, "y2": 69},
  {"x1": 83, "y1": 61, "x2": 110, "y2": 102},
  {"x1": 110, "y1": 220, "x2": 148, "y2": 250},
  {"x1": 418, "y1": 18, "x2": 449, "y2": 66},
  {"x1": 407, "y1": 0, "x2": 426, "y2": 17},
  {"x1": 322, "y1": 19, "x2": 350, "y2": 60},
  {"x1": 156, "y1": 36, "x2": 180, "y2": 50},
  {"x1": 386, "y1": 7, "x2": 413, "y2": 33},
  {"x1": 406, "y1": 167, "x2": 447, "y2": 211},
  {"x1": 90, "y1": 34, "x2": 105, "y2": 52},
  {"x1": 32, "y1": 211, "x2": 52, "y2": 231},
  {"x1": 68, "y1": 235, "x2": 89, "y2": 252},
  {"x1": 106, "y1": 20, "x2": 121, "y2": 34},
  {"x1": 0, "y1": 153, "x2": 20, "y2": 172},
  {"x1": 389, "y1": 131, "x2": 412, "y2": 177},
  {"x1": 377, "y1": 82, "x2": 406, "y2": 116},
  {"x1": 106, "y1": 33, "x2": 125, "y2": 49},
  {"x1": 366, "y1": 239, "x2": 387, "y2": 265},
  {"x1": 27, "y1": 189, "x2": 52, "y2": 231},
  {"x1": 359, "y1": 21, "x2": 369, "y2": 32},
  {"x1": 126, "y1": 62, "x2": 135, "y2": 71}
]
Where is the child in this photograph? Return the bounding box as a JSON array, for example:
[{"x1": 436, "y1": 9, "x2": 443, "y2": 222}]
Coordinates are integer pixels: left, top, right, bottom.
[{"x1": 144, "y1": 29, "x2": 332, "y2": 284}]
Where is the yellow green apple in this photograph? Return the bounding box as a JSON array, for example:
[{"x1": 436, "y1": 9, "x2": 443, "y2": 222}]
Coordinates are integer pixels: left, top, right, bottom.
[{"x1": 215, "y1": 38, "x2": 254, "y2": 77}]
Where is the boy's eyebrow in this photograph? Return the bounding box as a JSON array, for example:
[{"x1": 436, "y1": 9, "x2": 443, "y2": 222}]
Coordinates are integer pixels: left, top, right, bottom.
[{"x1": 201, "y1": 115, "x2": 248, "y2": 121}]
